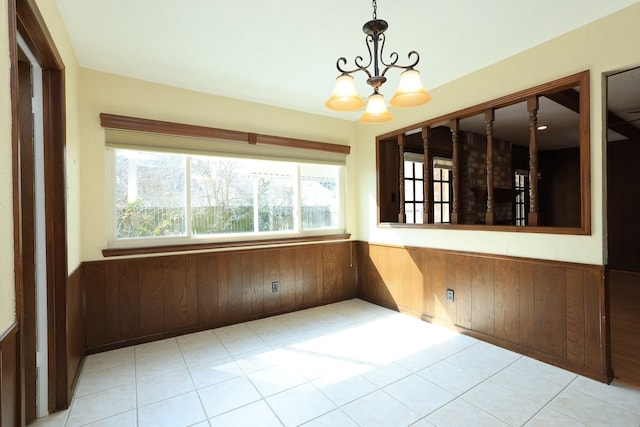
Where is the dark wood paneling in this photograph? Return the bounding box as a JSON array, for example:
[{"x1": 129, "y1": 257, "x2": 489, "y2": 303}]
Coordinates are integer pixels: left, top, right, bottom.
[
  {"x1": 584, "y1": 268, "x2": 604, "y2": 373},
  {"x1": 18, "y1": 56, "x2": 37, "y2": 424},
  {"x1": 84, "y1": 264, "x2": 106, "y2": 348},
  {"x1": 607, "y1": 139, "x2": 640, "y2": 272},
  {"x1": 471, "y1": 258, "x2": 494, "y2": 335},
  {"x1": 539, "y1": 148, "x2": 581, "y2": 228},
  {"x1": 357, "y1": 242, "x2": 608, "y2": 382},
  {"x1": 424, "y1": 250, "x2": 445, "y2": 320},
  {"x1": 494, "y1": 259, "x2": 520, "y2": 343},
  {"x1": 534, "y1": 264, "x2": 567, "y2": 359},
  {"x1": 377, "y1": 139, "x2": 400, "y2": 223},
  {"x1": 138, "y1": 259, "x2": 164, "y2": 337},
  {"x1": 279, "y1": 249, "x2": 296, "y2": 309},
  {"x1": 405, "y1": 248, "x2": 424, "y2": 316},
  {"x1": 226, "y1": 255, "x2": 243, "y2": 320},
  {"x1": 104, "y1": 265, "x2": 120, "y2": 342},
  {"x1": 118, "y1": 263, "x2": 140, "y2": 340},
  {"x1": 519, "y1": 263, "x2": 535, "y2": 349},
  {"x1": 66, "y1": 267, "x2": 85, "y2": 403},
  {"x1": 163, "y1": 257, "x2": 189, "y2": 331},
  {"x1": 566, "y1": 267, "x2": 586, "y2": 366},
  {"x1": 242, "y1": 252, "x2": 264, "y2": 316},
  {"x1": 83, "y1": 241, "x2": 357, "y2": 352},
  {"x1": 448, "y1": 254, "x2": 471, "y2": 329},
  {"x1": 196, "y1": 255, "x2": 219, "y2": 324},
  {"x1": 1, "y1": 324, "x2": 20, "y2": 427},
  {"x1": 609, "y1": 270, "x2": 640, "y2": 386}
]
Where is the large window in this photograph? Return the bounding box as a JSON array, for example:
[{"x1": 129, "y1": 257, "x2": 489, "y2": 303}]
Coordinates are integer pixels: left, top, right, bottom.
[{"x1": 110, "y1": 148, "x2": 343, "y2": 245}]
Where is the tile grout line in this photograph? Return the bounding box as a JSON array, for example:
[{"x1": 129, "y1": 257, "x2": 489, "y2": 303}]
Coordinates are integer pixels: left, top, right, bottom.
[
  {"x1": 443, "y1": 355, "x2": 525, "y2": 426},
  {"x1": 518, "y1": 375, "x2": 585, "y2": 426},
  {"x1": 177, "y1": 338, "x2": 209, "y2": 427}
]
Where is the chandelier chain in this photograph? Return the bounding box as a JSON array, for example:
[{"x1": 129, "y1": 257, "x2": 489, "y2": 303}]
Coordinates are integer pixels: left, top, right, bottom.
[{"x1": 372, "y1": 0, "x2": 377, "y2": 19}]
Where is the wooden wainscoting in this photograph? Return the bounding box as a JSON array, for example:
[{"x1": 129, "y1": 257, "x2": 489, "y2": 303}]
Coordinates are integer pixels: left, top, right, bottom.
[
  {"x1": 609, "y1": 269, "x2": 640, "y2": 386},
  {"x1": 1, "y1": 323, "x2": 20, "y2": 427},
  {"x1": 356, "y1": 242, "x2": 610, "y2": 382},
  {"x1": 83, "y1": 241, "x2": 356, "y2": 352},
  {"x1": 66, "y1": 267, "x2": 85, "y2": 403}
]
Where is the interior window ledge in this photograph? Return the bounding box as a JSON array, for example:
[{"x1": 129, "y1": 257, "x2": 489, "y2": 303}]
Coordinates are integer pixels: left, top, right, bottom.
[
  {"x1": 377, "y1": 222, "x2": 588, "y2": 235},
  {"x1": 102, "y1": 233, "x2": 352, "y2": 257}
]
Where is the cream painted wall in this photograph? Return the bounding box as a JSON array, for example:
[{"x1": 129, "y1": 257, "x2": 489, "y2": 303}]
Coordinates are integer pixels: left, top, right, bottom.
[
  {"x1": 0, "y1": 0, "x2": 16, "y2": 334},
  {"x1": 77, "y1": 69, "x2": 358, "y2": 261},
  {"x1": 355, "y1": 2, "x2": 640, "y2": 265},
  {"x1": 36, "y1": 0, "x2": 82, "y2": 273},
  {"x1": 12, "y1": 1, "x2": 640, "y2": 277}
]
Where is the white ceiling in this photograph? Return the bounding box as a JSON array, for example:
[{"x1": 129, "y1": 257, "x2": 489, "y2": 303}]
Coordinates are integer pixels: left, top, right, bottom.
[{"x1": 55, "y1": 0, "x2": 639, "y2": 121}]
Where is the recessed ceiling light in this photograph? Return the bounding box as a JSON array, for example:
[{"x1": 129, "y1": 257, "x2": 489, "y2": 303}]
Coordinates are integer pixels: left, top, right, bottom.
[{"x1": 537, "y1": 124, "x2": 549, "y2": 131}]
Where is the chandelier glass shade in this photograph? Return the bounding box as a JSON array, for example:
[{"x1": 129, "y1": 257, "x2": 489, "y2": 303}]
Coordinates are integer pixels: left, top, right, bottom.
[{"x1": 325, "y1": 0, "x2": 431, "y2": 123}]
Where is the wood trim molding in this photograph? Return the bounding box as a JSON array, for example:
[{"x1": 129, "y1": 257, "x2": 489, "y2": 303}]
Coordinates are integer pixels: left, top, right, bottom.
[
  {"x1": 13, "y1": 0, "x2": 70, "y2": 413},
  {"x1": 376, "y1": 70, "x2": 591, "y2": 235},
  {"x1": 15, "y1": 0, "x2": 63, "y2": 69},
  {"x1": 377, "y1": 71, "x2": 590, "y2": 139},
  {"x1": 100, "y1": 113, "x2": 351, "y2": 155},
  {"x1": 8, "y1": 0, "x2": 24, "y2": 424},
  {"x1": 0, "y1": 323, "x2": 20, "y2": 427},
  {"x1": 102, "y1": 234, "x2": 351, "y2": 257}
]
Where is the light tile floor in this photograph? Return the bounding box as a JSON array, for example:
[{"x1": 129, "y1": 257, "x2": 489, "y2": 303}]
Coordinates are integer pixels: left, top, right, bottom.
[{"x1": 30, "y1": 299, "x2": 640, "y2": 427}]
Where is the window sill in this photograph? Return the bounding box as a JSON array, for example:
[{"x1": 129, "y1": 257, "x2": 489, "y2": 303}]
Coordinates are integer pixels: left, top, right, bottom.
[
  {"x1": 377, "y1": 222, "x2": 589, "y2": 235},
  {"x1": 102, "y1": 233, "x2": 352, "y2": 257}
]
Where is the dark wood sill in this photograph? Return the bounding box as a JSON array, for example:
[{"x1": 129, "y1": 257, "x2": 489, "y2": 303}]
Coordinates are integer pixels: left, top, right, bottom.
[
  {"x1": 377, "y1": 222, "x2": 589, "y2": 235},
  {"x1": 102, "y1": 234, "x2": 351, "y2": 257}
]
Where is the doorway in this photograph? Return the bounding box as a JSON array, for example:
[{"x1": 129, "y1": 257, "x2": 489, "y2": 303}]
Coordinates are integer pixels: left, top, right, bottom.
[
  {"x1": 606, "y1": 66, "x2": 640, "y2": 386},
  {"x1": 10, "y1": 0, "x2": 70, "y2": 422},
  {"x1": 17, "y1": 35, "x2": 49, "y2": 421}
]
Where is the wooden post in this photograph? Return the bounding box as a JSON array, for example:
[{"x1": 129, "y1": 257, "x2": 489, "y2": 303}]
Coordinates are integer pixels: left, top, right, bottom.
[
  {"x1": 398, "y1": 134, "x2": 406, "y2": 223},
  {"x1": 528, "y1": 96, "x2": 539, "y2": 226},
  {"x1": 451, "y1": 120, "x2": 460, "y2": 224},
  {"x1": 422, "y1": 127, "x2": 431, "y2": 224},
  {"x1": 485, "y1": 109, "x2": 495, "y2": 225}
]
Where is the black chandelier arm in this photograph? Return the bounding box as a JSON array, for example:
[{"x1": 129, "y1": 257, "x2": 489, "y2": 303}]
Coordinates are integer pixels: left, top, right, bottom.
[
  {"x1": 380, "y1": 50, "x2": 420, "y2": 76},
  {"x1": 334, "y1": 35, "x2": 375, "y2": 77},
  {"x1": 335, "y1": 57, "x2": 374, "y2": 78}
]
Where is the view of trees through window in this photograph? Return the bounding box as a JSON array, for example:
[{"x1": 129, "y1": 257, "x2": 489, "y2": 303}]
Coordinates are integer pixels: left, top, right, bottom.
[{"x1": 114, "y1": 149, "x2": 342, "y2": 240}]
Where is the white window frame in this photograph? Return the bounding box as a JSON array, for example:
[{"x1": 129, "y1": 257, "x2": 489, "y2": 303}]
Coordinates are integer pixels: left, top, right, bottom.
[
  {"x1": 106, "y1": 148, "x2": 346, "y2": 248},
  {"x1": 433, "y1": 157, "x2": 453, "y2": 224},
  {"x1": 403, "y1": 152, "x2": 425, "y2": 224}
]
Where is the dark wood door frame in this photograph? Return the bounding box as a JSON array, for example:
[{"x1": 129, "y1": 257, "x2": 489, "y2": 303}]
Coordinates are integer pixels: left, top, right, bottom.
[
  {"x1": 17, "y1": 56, "x2": 37, "y2": 423},
  {"x1": 9, "y1": 0, "x2": 69, "y2": 419}
]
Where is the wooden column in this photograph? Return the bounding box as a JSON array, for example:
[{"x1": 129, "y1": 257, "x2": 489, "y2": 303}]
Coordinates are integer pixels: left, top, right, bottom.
[
  {"x1": 422, "y1": 127, "x2": 432, "y2": 224},
  {"x1": 528, "y1": 96, "x2": 539, "y2": 226},
  {"x1": 485, "y1": 109, "x2": 495, "y2": 225},
  {"x1": 397, "y1": 134, "x2": 406, "y2": 223},
  {"x1": 451, "y1": 120, "x2": 460, "y2": 224}
]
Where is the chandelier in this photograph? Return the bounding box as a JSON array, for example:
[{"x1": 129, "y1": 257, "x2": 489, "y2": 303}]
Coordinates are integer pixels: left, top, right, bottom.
[{"x1": 325, "y1": 0, "x2": 431, "y2": 123}]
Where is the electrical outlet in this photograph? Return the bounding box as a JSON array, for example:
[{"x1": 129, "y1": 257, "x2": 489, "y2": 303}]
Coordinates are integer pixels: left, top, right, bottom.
[
  {"x1": 446, "y1": 288, "x2": 454, "y2": 302},
  {"x1": 271, "y1": 281, "x2": 280, "y2": 293}
]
